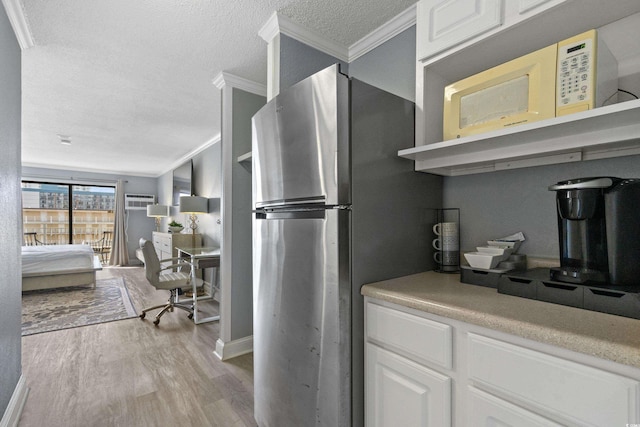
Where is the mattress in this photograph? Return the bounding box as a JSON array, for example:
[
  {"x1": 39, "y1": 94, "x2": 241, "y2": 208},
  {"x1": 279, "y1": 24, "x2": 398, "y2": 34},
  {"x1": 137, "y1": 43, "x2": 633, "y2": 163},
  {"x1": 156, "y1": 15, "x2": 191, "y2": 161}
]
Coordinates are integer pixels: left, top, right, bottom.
[{"x1": 22, "y1": 244, "x2": 95, "y2": 275}]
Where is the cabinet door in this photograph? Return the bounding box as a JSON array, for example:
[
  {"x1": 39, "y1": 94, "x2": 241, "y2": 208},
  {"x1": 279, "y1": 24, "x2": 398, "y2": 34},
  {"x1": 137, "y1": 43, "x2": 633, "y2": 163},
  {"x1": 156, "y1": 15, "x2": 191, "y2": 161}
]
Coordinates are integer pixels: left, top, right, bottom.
[
  {"x1": 417, "y1": 0, "x2": 504, "y2": 61},
  {"x1": 467, "y1": 387, "x2": 563, "y2": 426},
  {"x1": 365, "y1": 343, "x2": 451, "y2": 427}
]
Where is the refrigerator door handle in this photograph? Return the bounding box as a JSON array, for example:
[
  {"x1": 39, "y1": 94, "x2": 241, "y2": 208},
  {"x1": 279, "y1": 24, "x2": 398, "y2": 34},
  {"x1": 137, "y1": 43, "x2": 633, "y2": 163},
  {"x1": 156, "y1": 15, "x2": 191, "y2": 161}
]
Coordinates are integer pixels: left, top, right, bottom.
[
  {"x1": 254, "y1": 205, "x2": 351, "y2": 220},
  {"x1": 256, "y1": 196, "x2": 326, "y2": 209}
]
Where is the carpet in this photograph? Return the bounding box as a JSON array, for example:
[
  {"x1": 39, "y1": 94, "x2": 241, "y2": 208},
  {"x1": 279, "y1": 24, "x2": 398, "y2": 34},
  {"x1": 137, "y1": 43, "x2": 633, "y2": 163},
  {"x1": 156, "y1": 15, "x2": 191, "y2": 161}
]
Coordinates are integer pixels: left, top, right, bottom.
[{"x1": 22, "y1": 277, "x2": 138, "y2": 336}]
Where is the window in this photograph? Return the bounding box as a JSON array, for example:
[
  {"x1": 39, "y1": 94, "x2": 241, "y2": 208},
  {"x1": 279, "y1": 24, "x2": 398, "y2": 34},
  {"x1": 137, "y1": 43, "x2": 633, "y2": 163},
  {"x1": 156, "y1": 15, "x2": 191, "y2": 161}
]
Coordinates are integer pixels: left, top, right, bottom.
[{"x1": 22, "y1": 181, "x2": 115, "y2": 245}]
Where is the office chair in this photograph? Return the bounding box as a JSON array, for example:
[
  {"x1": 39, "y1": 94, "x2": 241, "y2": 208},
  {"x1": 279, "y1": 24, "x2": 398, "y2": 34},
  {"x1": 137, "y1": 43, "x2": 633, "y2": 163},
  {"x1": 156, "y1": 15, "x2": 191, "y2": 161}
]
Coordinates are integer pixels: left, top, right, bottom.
[{"x1": 138, "y1": 238, "x2": 202, "y2": 326}]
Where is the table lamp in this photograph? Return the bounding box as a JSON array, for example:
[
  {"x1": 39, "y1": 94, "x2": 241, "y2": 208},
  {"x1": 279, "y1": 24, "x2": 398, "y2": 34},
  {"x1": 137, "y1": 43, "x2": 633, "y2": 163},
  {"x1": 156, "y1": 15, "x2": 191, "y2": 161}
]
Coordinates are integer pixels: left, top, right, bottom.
[
  {"x1": 179, "y1": 196, "x2": 208, "y2": 235},
  {"x1": 147, "y1": 204, "x2": 169, "y2": 232}
]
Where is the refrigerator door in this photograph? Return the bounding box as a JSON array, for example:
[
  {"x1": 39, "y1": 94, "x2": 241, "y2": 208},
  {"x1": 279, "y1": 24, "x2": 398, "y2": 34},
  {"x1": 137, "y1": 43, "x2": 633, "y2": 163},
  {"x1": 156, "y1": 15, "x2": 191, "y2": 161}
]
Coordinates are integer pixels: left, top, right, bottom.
[
  {"x1": 252, "y1": 64, "x2": 349, "y2": 208},
  {"x1": 253, "y1": 208, "x2": 351, "y2": 427}
]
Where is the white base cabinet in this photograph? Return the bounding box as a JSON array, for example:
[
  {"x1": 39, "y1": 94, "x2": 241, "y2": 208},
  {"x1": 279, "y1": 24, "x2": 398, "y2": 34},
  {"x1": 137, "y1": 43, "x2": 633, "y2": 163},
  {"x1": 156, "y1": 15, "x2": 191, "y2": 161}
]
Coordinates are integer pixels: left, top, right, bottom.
[
  {"x1": 364, "y1": 298, "x2": 640, "y2": 427},
  {"x1": 152, "y1": 231, "x2": 201, "y2": 262}
]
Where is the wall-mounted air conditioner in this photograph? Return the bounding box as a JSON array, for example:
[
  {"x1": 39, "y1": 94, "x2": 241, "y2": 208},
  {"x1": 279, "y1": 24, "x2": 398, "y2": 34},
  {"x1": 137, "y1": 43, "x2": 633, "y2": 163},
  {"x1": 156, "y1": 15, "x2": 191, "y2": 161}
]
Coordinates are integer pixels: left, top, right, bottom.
[{"x1": 124, "y1": 194, "x2": 156, "y2": 210}]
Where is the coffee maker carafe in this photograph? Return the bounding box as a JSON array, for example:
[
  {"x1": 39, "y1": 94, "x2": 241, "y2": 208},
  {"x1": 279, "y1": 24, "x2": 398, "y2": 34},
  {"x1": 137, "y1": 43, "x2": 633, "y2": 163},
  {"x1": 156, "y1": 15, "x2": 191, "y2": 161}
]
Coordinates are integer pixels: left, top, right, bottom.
[{"x1": 549, "y1": 177, "x2": 640, "y2": 286}]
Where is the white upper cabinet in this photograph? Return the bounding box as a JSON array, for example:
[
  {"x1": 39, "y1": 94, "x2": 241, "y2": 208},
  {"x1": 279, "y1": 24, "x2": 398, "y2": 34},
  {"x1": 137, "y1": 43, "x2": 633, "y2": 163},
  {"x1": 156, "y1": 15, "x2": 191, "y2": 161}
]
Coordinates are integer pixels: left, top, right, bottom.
[
  {"x1": 416, "y1": 0, "x2": 565, "y2": 64},
  {"x1": 416, "y1": 0, "x2": 504, "y2": 62},
  {"x1": 411, "y1": 0, "x2": 640, "y2": 176}
]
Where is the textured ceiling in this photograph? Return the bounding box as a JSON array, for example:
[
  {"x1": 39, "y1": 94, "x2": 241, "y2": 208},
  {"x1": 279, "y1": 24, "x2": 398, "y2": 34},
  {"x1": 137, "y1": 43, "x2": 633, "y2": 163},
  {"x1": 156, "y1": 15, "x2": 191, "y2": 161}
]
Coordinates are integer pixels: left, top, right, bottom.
[{"x1": 18, "y1": 0, "x2": 417, "y2": 177}]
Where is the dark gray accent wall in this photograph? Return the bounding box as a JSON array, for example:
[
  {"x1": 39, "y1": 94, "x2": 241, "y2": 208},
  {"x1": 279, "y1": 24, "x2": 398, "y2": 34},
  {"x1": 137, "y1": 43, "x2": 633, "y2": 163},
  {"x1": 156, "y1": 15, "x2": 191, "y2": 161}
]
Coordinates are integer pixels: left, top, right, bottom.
[
  {"x1": 157, "y1": 143, "x2": 222, "y2": 285},
  {"x1": 0, "y1": 6, "x2": 22, "y2": 415},
  {"x1": 280, "y1": 34, "x2": 349, "y2": 90},
  {"x1": 349, "y1": 26, "x2": 416, "y2": 102},
  {"x1": 191, "y1": 143, "x2": 223, "y2": 249},
  {"x1": 230, "y1": 88, "x2": 265, "y2": 340},
  {"x1": 444, "y1": 155, "x2": 640, "y2": 258}
]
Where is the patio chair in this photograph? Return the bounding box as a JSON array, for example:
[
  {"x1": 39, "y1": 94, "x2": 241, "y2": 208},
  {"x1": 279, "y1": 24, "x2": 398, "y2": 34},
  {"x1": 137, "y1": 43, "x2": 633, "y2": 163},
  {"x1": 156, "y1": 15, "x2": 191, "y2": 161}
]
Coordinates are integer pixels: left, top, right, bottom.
[{"x1": 23, "y1": 232, "x2": 44, "y2": 246}]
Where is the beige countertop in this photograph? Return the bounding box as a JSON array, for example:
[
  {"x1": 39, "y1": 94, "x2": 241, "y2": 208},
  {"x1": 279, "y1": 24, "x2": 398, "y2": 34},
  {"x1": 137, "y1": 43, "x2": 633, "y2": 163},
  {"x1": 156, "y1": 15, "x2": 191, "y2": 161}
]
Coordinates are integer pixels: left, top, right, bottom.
[{"x1": 361, "y1": 271, "x2": 640, "y2": 369}]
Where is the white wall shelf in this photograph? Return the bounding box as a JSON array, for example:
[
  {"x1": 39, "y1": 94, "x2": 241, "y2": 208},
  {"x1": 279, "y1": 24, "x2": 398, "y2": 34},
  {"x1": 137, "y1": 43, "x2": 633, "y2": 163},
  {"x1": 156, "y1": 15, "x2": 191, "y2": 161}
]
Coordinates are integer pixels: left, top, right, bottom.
[
  {"x1": 399, "y1": 99, "x2": 640, "y2": 176},
  {"x1": 237, "y1": 151, "x2": 252, "y2": 164}
]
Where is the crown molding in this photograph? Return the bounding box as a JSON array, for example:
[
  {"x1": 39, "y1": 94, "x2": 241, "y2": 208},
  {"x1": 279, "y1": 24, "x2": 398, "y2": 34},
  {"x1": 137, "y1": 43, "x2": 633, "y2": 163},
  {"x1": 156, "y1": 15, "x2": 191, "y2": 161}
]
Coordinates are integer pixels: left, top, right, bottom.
[
  {"x1": 258, "y1": 7, "x2": 416, "y2": 64},
  {"x1": 159, "y1": 133, "x2": 222, "y2": 177},
  {"x1": 278, "y1": 14, "x2": 349, "y2": 62},
  {"x1": 348, "y1": 4, "x2": 416, "y2": 61},
  {"x1": 1, "y1": 0, "x2": 34, "y2": 50},
  {"x1": 213, "y1": 71, "x2": 267, "y2": 97},
  {"x1": 258, "y1": 11, "x2": 279, "y2": 43},
  {"x1": 260, "y1": 12, "x2": 349, "y2": 62}
]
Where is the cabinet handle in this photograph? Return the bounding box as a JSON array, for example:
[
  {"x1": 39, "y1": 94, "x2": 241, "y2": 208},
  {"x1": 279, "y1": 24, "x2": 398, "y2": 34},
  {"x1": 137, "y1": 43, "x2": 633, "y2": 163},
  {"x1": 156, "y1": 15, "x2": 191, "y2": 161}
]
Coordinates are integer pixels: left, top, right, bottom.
[
  {"x1": 542, "y1": 282, "x2": 578, "y2": 291},
  {"x1": 508, "y1": 277, "x2": 532, "y2": 284},
  {"x1": 588, "y1": 289, "x2": 624, "y2": 299}
]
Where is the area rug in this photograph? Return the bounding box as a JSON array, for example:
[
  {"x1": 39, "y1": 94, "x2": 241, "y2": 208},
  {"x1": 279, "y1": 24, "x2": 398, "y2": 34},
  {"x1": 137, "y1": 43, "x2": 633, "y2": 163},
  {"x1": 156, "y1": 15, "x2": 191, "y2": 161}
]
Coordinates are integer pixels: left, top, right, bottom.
[{"x1": 22, "y1": 277, "x2": 137, "y2": 336}]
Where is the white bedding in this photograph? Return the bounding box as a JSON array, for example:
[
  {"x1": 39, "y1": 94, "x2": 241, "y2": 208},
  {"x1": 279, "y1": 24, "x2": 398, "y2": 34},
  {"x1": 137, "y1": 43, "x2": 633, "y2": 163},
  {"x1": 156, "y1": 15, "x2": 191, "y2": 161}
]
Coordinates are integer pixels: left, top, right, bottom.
[{"x1": 22, "y1": 244, "x2": 95, "y2": 275}]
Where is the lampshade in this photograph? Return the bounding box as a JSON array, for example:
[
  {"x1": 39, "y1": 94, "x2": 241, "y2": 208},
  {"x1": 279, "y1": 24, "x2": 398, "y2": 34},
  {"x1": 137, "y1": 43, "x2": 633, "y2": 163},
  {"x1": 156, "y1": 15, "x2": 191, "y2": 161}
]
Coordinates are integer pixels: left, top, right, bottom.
[
  {"x1": 179, "y1": 196, "x2": 208, "y2": 214},
  {"x1": 147, "y1": 204, "x2": 169, "y2": 217}
]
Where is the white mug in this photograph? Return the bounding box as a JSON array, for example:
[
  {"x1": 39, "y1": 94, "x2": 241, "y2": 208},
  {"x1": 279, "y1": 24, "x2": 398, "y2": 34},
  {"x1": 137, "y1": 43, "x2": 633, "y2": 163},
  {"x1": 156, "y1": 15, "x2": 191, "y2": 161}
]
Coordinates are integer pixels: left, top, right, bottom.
[
  {"x1": 433, "y1": 222, "x2": 457, "y2": 236},
  {"x1": 434, "y1": 250, "x2": 459, "y2": 265},
  {"x1": 433, "y1": 236, "x2": 459, "y2": 251}
]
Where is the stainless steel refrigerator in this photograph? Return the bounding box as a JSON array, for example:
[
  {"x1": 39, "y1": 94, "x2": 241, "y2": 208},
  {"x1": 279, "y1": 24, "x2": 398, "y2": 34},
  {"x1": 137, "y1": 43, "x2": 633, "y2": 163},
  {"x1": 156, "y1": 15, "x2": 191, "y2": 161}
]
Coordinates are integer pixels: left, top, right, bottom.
[{"x1": 252, "y1": 64, "x2": 442, "y2": 427}]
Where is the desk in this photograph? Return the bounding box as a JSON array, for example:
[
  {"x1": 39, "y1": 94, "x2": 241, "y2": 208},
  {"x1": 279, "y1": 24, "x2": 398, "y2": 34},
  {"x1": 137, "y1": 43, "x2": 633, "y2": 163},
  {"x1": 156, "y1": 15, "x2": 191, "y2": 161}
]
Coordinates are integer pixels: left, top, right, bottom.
[{"x1": 176, "y1": 246, "x2": 220, "y2": 324}]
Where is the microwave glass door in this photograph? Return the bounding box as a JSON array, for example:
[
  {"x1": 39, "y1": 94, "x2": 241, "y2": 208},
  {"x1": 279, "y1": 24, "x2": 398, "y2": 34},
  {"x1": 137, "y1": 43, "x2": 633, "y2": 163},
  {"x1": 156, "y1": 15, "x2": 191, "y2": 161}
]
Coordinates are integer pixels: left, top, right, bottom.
[
  {"x1": 443, "y1": 44, "x2": 557, "y2": 140},
  {"x1": 460, "y1": 75, "x2": 529, "y2": 128}
]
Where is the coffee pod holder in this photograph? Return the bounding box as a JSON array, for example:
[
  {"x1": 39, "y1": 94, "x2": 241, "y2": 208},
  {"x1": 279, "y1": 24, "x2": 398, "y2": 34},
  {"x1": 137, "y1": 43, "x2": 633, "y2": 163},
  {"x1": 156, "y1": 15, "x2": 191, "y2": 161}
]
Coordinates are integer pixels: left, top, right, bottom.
[{"x1": 432, "y1": 208, "x2": 460, "y2": 274}]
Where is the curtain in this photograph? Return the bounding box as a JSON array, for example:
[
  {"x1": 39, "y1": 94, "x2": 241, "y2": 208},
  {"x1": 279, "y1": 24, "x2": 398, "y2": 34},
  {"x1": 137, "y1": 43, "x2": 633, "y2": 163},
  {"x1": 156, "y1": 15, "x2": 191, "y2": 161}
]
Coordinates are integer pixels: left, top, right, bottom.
[{"x1": 109, "y1": 179, "x2": 129, "y2": 266}]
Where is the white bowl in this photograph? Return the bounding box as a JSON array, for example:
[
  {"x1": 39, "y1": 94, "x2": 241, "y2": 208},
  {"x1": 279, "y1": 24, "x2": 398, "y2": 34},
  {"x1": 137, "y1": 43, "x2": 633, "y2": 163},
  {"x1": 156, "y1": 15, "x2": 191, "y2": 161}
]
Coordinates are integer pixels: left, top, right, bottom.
[
  {"x1": 464, "y1": 252, "x2": 502, "y2": 269},
  {"x1": 487, "y1": 240, "x2": 522, "y2": 252},
  {"x1": 476, "y1": 246, "x2": 512, "y2": 256}
]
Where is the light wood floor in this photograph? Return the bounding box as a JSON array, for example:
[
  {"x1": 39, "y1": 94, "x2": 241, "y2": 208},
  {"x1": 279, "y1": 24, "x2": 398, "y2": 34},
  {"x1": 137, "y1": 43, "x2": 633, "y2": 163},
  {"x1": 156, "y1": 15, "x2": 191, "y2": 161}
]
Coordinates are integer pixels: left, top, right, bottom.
[{"x1": 19, "y1": 266, "x2": 256, "y2": 427}]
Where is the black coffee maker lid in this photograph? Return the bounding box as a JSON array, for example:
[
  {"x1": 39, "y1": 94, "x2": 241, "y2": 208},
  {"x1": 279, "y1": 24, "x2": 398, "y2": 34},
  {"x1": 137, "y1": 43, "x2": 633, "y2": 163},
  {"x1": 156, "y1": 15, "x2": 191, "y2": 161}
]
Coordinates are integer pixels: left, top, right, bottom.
[{"x1": 548, "y1": 177, "x2": 622, "y2": 191}]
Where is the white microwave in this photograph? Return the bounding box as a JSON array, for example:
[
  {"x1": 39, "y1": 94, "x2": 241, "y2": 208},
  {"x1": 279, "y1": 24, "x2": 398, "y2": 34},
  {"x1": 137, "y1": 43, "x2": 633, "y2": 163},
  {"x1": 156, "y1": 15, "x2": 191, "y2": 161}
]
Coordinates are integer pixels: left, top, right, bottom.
[{"x1": 443, "y1": 30, "x2": 618, "y2": 141}]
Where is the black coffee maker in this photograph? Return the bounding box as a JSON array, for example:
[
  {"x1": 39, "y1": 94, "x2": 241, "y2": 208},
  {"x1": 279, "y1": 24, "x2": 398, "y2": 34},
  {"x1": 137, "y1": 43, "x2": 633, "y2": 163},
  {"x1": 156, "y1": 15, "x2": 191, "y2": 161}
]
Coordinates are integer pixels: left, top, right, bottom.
[{"x1": 549, "y1": 177, "x2": 640, "y2": 287}]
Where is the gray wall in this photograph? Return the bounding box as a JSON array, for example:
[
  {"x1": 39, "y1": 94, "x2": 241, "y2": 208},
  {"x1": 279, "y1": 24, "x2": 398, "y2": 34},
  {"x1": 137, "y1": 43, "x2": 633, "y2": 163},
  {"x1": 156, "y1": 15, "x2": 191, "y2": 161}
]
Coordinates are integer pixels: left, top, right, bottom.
[
  {"x1": 280, "y1": 34, "x2": 349, "y2": 90},
  {"x1": 230, "y1": 88, "x2": 265, "y2": 340},
  {"x1": 22, "y1": 166, "x2": 158, "y2": 262},
  {"x1": 157, "y1": 143, "x2": 222, "y2": 285},
  {"x1": 0, "y1": 5, "x2": 22, "y2": 415},
  {"x1": 445, "y1": 155, "x2": 640, "y2": 258},
  {"x1": 349, "y1": 26, "x2": 416, "y2": 102},
  {"x1": 279, "y1": 26, "x2": 416, "y2": 101}
]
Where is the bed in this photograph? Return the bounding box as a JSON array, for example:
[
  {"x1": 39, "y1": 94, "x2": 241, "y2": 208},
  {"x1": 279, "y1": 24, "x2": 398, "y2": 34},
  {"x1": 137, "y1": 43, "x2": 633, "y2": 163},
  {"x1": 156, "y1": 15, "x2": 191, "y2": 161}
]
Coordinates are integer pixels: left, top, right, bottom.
[{"x1": 22, "y1": 244, "x2": 103, "y2": 291}]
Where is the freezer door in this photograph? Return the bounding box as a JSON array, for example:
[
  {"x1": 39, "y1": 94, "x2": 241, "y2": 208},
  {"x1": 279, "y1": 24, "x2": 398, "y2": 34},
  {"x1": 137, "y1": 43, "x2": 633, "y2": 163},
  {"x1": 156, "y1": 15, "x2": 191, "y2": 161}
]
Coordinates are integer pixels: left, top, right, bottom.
[
  {"x1": 253, "y1": 208, "x2": 350, "y2": 427},
  {"x1": 252, "y1": 65, "x2": 349, "y2": 207}
]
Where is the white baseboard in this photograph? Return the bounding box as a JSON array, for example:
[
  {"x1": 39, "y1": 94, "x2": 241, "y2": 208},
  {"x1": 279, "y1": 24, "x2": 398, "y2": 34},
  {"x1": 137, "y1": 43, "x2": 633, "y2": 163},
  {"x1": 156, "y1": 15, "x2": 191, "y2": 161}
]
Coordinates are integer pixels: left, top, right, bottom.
[
  {"x1": 0, "y1": 375, "x2": 29, "y2": 427},
  {"x1": 214, "y1": 335, "x2": 253, "y2": 361}
]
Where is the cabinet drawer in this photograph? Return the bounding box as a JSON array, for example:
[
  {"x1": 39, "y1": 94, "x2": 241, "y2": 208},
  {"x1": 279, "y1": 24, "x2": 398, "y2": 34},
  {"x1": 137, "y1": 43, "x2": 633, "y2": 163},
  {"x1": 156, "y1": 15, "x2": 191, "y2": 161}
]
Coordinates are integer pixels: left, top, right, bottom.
[
  {"x1": 468, "y1": 333, "x2": 640, "y2": 425},
  {"x1": 366, "y1": 302, "x2": 452, "y2": 370},
  {"x1": 154, "y1": 239, "x2": 171, "y2": 253}
]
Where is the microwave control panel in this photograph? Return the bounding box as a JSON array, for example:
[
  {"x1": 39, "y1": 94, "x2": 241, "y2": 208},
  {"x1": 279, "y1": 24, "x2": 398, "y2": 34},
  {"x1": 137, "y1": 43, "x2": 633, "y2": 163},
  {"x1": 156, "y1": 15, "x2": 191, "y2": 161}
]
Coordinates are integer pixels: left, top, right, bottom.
[{"x1": 557, "y1": 32, "x2": 595, "y2": 114}]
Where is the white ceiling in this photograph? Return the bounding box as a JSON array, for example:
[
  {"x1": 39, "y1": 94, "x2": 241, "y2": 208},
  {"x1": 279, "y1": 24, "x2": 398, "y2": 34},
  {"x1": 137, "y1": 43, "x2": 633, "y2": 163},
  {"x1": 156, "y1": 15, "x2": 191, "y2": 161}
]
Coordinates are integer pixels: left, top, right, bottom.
[{"x1": 15, "y1": 0, "x2": 417, "y2": 177}]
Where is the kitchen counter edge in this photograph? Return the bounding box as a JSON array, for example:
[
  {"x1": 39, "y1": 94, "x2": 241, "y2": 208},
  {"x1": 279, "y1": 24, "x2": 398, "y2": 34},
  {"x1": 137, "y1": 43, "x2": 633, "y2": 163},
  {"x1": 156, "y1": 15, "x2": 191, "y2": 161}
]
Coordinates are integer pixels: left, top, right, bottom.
[{"x1": 361, "y1": 270, "x2": 640, "y2": 369}]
